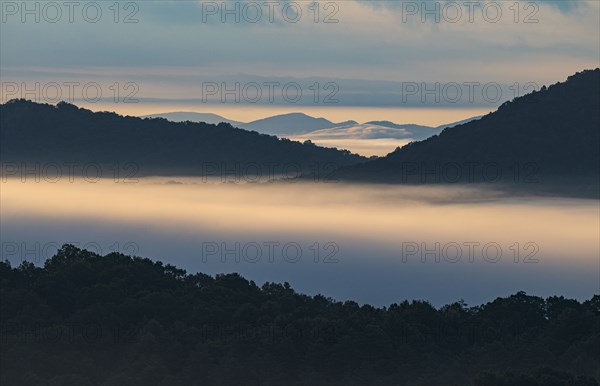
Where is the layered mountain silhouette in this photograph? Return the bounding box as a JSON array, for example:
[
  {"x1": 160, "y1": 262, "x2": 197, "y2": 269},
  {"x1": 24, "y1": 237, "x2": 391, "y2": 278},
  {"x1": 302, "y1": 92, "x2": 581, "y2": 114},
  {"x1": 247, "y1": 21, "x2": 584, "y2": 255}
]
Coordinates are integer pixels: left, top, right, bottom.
[
  {"x1": 332, "y1": 69, "x2": 600, "y2": 195},
  {"x1": 143, "y1": 112, "x2": 356, "y2": 136},
  {"x1": 143, "y1": 112, "x2": 478, "y2": 156},
  {"x1": 144, "y1": 111, "x2": 477, "y2": 141},
  {"x1": 0, "y1": 101, "x2": 365, "y2": 177},
  {"x1": 2, "y1": 69, "x2": 598, "y2": 191},
  {"x1": 285, "y1": 118, "x2": 481, "y2": 156},
  {"x1": 241, "y1": 112, "x2": 355, "y2": 135}
]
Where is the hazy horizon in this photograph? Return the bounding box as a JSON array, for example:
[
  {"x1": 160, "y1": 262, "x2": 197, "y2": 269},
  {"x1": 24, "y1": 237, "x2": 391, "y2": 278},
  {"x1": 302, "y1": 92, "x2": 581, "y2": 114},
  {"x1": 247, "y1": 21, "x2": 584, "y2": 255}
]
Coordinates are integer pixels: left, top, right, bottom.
[{"x1": 18, "y1": 100, "x2": 493, "y2": 128}]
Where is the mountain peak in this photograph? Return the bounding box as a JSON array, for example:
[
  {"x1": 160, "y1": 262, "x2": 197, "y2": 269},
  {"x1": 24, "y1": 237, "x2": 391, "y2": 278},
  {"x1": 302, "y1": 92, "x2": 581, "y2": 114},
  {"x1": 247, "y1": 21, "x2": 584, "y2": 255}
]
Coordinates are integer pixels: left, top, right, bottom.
[{"x1": 242, "y1": 112, "x2": 334, "y2": 135}]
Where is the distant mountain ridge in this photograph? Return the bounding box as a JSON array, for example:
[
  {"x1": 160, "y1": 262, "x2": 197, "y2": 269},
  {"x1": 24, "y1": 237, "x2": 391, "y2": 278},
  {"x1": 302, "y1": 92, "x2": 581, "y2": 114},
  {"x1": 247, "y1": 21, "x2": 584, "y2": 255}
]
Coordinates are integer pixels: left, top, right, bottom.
[
  {"x1": 142, "y1": 112, "x2": 355, "y2": 136},
  {"x1": 143, "y1": 111, "x2": 480, "y2": 138},
  {"x1": 0, "y1": 101, "x2": 366, "y2": 177},
  {"x1": 142, "y1": 112, "x2": 480, "y2": 156},
  {"x1": 241, "y1": 112, "x2": 349, "y2": 135},
  {"x1": 285, "y1": 118, "x2": 481, "y2": 156},
  {"x1": 332, "y1": 69, "x2": 600, "y2": 196}
]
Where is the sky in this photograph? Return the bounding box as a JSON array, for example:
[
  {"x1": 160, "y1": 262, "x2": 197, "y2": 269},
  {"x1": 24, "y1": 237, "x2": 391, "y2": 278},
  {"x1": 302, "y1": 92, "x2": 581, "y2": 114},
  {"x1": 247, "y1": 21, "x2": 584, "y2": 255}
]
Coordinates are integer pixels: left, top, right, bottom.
[{"x1": 1, "y1": 0, "x2": 599, "y2": 124}]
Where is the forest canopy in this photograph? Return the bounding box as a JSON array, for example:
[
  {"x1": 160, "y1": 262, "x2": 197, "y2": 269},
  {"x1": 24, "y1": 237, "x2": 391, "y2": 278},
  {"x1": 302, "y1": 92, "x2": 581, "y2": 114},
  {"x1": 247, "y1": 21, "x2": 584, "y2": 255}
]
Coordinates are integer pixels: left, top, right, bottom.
[{"x1": 1, "y1": 245, "x2": 598, "y2": 385}]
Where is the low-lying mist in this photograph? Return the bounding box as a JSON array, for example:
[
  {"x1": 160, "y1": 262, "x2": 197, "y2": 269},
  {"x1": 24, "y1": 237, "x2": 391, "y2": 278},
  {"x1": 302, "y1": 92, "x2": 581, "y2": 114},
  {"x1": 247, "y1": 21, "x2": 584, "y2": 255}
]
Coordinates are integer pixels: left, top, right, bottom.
[{"x1": 1, "y1": 178, "x2": 598, "y2": 306}]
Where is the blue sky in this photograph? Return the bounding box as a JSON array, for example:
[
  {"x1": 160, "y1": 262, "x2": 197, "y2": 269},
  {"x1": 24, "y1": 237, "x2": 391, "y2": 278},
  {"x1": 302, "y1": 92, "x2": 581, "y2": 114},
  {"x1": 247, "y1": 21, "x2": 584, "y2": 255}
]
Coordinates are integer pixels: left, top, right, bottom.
[{"x1": 1, "y1": 0, "x2": 598, "y2": 122}]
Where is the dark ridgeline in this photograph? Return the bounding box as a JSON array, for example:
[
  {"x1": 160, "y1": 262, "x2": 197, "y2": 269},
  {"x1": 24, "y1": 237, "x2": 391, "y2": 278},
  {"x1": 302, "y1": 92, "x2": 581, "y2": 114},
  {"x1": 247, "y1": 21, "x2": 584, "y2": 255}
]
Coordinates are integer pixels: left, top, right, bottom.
[
  {"x1": 332, "y1": 69, "x2": 600, "y2": 196},
  {"x1": 1, "y1": 245, "x2": 598, "y2": 385},
  {"x1": 2, "y1": 69, "x2": 598, "y2": 194},
  {"x1": 0, "y1": 100, "x2": 365, "y2": 178}
]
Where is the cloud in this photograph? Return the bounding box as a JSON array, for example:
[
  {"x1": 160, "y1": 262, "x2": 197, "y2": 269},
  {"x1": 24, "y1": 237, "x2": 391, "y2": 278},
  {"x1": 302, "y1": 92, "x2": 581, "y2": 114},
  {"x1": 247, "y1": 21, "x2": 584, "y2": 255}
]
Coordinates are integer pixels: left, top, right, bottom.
[{"x1": 1, "y1": 0, "x2": 598, "y2": 108}]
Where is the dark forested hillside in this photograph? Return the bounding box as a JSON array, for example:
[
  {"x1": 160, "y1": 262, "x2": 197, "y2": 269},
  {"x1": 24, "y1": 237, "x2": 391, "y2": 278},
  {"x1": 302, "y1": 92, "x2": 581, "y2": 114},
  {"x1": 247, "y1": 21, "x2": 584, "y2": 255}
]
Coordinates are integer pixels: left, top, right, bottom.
[
  {"x1": 1, "y1": 245, "x2": 598, "y2": 385},
  {"x1": 333, "y1": 69, "x2": 600, "y2": 194},
  {"x1": 0, "y1": 100, "x2": 365, "y2": 178}
]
